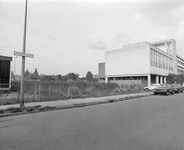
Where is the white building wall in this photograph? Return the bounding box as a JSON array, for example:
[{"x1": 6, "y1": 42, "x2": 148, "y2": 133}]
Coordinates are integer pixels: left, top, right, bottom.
[{"x1": 105, "y1": 42, "x2": 150, "y2": 76}]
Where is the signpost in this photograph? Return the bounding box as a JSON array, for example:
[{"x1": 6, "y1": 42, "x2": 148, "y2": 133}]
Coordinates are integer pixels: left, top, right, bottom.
[
  {"x1": 14, "y1": 0, "x2": 34, "y2": 108},
  {"x1": 14, "y1": 51, "x2": 34, "y2": 58}
]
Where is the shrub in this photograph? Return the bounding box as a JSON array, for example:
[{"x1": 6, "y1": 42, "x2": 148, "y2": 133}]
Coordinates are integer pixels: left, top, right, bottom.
[
  {"x1": 85, "y1": 86, "x2": 94, "y2": 93},
  {"x1": 73, "y1": 81, "x2": 88, "y2": 90},
  {"x1": 70, "y1": 86, "x2": 81, "y2": 95},
  {"x1": 93, "y1": 82, "x2": 119, "y2": 90},
  {"x1": 121, "y1": 83, "x2": 143, "y2": 93},
  {"x1": 11, "y1": 81, "x2": 20, "y2": 92}
]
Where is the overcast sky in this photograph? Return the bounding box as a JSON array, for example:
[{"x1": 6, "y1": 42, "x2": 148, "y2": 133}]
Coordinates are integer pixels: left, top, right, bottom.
[{"x1": 0, "y1": 0, "x2": 184, "y2": 77}]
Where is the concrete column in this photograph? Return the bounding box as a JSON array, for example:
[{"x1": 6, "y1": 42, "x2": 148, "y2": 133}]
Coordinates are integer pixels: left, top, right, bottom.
[
  {"x1": 156, "y1": 76, "x2": 159, "y2": 84},
  {"x1": 160, "y1": 76, "x2": 163, "y2": 84},
  {"x1": 164, "y1": 76, "x2": 166, "y2": 83},
  {"x1": 105, "y1": 76, "x2": 108, "y2": 83},
  {"x1": 9, "y1": 61, "x2": 12, "y2": 89},
  {"x1": 148, "y1": 74, "x2": 151, "y2": 86}
]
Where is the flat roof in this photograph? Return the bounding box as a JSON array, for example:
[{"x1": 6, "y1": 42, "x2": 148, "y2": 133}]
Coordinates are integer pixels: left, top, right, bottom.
[
  {"x1": 0, "y1": 55, "x2": 12, "y2": 61},
  {"x1": 150, "y1": 39, "x2": 175, "y2": 44},
  {"x1": 106, "y1": 42, "x2": 149, "y2": 54}
]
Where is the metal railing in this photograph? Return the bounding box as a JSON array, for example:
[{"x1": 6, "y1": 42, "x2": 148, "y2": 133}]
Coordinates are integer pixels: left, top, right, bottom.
[{"x1": 0, "y1": 79, "x2": 10, "y2": 89}]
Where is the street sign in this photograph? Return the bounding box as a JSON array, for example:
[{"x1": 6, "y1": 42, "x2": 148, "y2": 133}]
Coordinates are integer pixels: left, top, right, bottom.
[{"x1": 14, "y1": 51, "x2": 34, "y2": 58}]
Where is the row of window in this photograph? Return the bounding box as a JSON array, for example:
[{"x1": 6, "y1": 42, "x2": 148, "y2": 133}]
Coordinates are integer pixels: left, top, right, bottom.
[
  {"x1": 176, "y1": 56, "x2": 184, "y2": 62},
  {"x1": 177, "y1": 65, "x2": 184, "y2": 71},
  {"x1": 152, "y1": 41, "x2": 171, "y2": 47},
  {"x1": 177, "y1": 57, "x2": 184, "y2": 66},
  {"x1": 177, "y1": 60, "x2": 184, "y2": 67},
  {"x1": 108, "y1": 77, "x2": 147, "y2": 81},
  {"x1": 151, "y1": 49, "x2": 173, "y2": 71}
]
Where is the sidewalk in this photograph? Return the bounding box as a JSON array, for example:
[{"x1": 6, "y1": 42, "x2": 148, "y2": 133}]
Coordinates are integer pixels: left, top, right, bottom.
[{"x1": 0, "y1": 91, "x2": 153, "y2": 110}]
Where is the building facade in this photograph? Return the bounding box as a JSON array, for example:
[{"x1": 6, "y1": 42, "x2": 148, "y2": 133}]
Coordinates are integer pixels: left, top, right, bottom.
[
  {"x1": 0, "y1": 55, "x2": 12, "y2": 90},
  {"x1": 99, "y1": 39, "x2": 184, "y2": 86}
]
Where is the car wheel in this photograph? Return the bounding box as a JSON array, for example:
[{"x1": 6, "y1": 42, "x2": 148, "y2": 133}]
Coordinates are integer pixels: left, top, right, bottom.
[{"x1": 153, "y1": 92, "x2": 157, "y2": 95}]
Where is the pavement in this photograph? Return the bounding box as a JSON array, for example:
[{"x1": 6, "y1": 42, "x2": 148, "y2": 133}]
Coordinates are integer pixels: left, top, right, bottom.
[{"x1": 0, "y1": 91, "x2": 153, "y2": 110}]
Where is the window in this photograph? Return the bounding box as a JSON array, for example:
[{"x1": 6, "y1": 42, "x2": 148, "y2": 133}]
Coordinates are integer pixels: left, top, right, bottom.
[
  {"x1": 166, "y1": 57, "x2": 168, "y2": 70},
  {"x1": 158, "y1": 53, "x2": 161, "y2": 68}
]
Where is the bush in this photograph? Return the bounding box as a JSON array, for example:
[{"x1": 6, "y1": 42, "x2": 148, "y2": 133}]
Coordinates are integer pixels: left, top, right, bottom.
[
  {"x1": 70, "y1": 86, "x2": 81, "y2": 95},
  {"x1": 73, "y1": 81, "x2": 88, "y2": 90},
  {"x1": 121, "y1": 83, "x2": 143, "y2": 93},
  {"x1": 5, "y1": 81, "x2": 144, "y2": 103},
  {"x1": 11, "y1": 81, "x2": 20, "y2": 92},
  {"x1": 93, "y1": 82, "x2": 119, "y2": 90}
]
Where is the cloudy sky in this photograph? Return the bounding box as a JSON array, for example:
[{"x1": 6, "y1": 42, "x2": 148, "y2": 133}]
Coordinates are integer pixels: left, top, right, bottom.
[{"x1": 0, "y1": 0, "x2": 184, "y2": 77}]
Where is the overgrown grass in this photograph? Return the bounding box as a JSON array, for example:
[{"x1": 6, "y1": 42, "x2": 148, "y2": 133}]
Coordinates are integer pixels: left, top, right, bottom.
[{"x1": 1, "y1": 81, "x2": 145, "y2": 105}]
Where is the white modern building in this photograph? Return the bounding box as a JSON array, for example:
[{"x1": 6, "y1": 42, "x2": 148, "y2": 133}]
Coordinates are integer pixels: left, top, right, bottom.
[{"x1": 99, "y1": 39, "x2": 184, "y2": 86}]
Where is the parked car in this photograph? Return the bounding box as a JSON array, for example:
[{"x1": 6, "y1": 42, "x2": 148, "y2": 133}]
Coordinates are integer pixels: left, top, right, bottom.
[
  {"x1": 144, "y1": 84, "x2": 160, "y2": 90},
  {"x1": 171, "y1": 84, "x2": 184, "y2": 93},
  {"x1": 153, "y1": 84, "x2": 174, "y2": 95}
]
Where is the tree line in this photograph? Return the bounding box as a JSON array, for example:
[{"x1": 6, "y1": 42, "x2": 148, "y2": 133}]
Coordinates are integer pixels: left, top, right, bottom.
[
  {"x1": 167, "y1": 73, "x2": 184, "y2": 85},
  {"x1": 24, "y1": 69, "x2": 96, "y2": 82}
]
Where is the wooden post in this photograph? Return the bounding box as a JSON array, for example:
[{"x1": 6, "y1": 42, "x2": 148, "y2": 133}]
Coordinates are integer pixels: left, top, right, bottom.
[
  {"x1": 68, "y1": 83, "x2": 70, "y2": 98},
  {"x1": 34, "y1": 84, "x2": 36, "y2": 95},
  {"x1": 39, "y1": 84, "x2": 41, "y2": 101},
  {"x1": 49, "y1": 84, "x2": 50, "y2": 95}
]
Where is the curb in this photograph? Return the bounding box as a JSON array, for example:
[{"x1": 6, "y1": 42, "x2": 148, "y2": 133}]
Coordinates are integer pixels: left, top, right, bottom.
[{"x1": 0, "y1": 93, "x2": 153, "y2": 118}]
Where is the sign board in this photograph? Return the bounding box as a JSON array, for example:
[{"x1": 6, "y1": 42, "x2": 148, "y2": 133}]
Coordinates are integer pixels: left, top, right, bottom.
[{"x1": 14, "y1": 51, "x2": 34, "y2": 58}]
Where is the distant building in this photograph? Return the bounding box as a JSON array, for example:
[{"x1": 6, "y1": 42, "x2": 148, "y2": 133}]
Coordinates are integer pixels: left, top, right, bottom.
[
  {"x1": 98, "y1": 62, "x2": 105, "y2": 81},
  {"x1": 0, "y1": 55, "x2": 12, "y2": 90},
  {"x1": 98, "y1": 39, "x2": 184, "y2": 86}
]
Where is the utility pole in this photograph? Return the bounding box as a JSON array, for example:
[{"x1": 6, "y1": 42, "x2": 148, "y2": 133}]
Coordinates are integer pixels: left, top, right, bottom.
[
  {"x1": 14, "y1": 0, "x2": 34, "y2": 108},
  {"x1": 20, "y1": 0, "x2": 28, "y2": 108}
]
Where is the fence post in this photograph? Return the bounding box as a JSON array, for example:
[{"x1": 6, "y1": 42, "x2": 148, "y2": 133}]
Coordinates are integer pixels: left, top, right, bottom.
[
  {"x1": 67, "y1": 83, "x2": 70, "y2": 97},
  {"x1": 49, "y1": 84, "x2": 50, "y2": 95},
  {"x1": 39, "y1": 84, "x2": 41, "y2": 101},
  {"x1": 35, "y1": 84, "x2": 36, "y2": 95}
]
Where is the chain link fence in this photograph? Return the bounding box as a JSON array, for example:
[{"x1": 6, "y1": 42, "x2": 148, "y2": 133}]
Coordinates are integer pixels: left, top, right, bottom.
[
  {"x1": 24, "y1": 82, "x2": 70, "y2": 101},
  {"x1": 10, "y1": 82, "x2": 71, "y2": 102},
  {"x1": 9, "y1": 81, "x2": 142, "y2": 103}
]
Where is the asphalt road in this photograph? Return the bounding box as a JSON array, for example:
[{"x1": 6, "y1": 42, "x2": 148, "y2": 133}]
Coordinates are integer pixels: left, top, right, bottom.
[{"x1": 1, "y1": 93, "x2": 184, "y2": 150}]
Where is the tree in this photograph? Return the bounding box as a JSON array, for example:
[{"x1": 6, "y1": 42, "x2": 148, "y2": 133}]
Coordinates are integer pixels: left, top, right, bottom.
[
  {"x1": 58, "y1": 74, "x2": 62, "y2": 80},
  {"x1": 25, "y1": 69, "x2": 39, "y2": 80},
  {"x1": 33, "y1": 68, "x2": 38, "y2": 76},
  {"x1": 167, "y1": 73, "x2": 184, "y2": 85},
  {"x1": 24, "y1": 69, "x2": 30, "y2": 77},
  {"x1": 67, "y1": 73, "x2": 79, "y2": 81},
  {"x1": 86, "y1": 71, "x2": 93, "y2": 81},
  {"x1": 39, "y1": 74, "x2": 48, "y2": 81},
  {"x1": 166, "y1": 73, "x2": 175, "y2": 84},
  {"x1": 177, "y1": 73, "x2": 184, "y2": 85}
]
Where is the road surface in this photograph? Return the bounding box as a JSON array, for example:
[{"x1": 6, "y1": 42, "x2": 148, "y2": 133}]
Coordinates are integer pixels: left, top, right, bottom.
[{"x1": 0, "y1": 93, "x2": 184, "y2": 150}]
